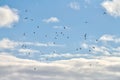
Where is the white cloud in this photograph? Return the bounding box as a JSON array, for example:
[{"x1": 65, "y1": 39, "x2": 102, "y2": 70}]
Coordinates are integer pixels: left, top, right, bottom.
[
  {"x1": 0, "y1": 38, "x2": 64, "y2": 50},
  {"x1": 0, "y1": 38, "x2": 18, "y2": 49},
  {"x1": 0, "y1": 54, "x2": 120, "y2": 80},
  {"x1": 102, "y1": 0, "x2": 120, "y2": 17},
  {"x1": 100, "y1": 34, "x2": 115, "y2": 42},
  {"x1": 69, "y1": 2, "x2": 80, "y2": 10},
  {"x1": 0, "y1": 5, "x2": 19, "y2": 28},
  {"x1": 18, "y1": 49, "x2": 39, "y2": 53},
  {"x1": 53, "y1": 25, "x2": 71, "y2": 30},
  {"x1": 99, "y1": 34, "x2": 120, "y2": 43},
  {"x1": 43, "y1": 17, "x2": 59, "y2": 23}
]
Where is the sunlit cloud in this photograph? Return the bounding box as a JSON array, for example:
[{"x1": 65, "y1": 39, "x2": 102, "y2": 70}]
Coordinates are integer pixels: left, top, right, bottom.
[
  {"x1": 0, "y1": 5, "x2": 19, "y2": 28},
  {"x1": 43, "y1": 17, "x2": 59, "y2": 23},
  {"x1": 99, "y1": 34, "x2": 120, "y2": 43},
  {"x1": 0, "y1": 54, "x2": 120, "y2": 80},
  {"x1": 102, "y1": 0, "x2": 120, "y2": 17}
]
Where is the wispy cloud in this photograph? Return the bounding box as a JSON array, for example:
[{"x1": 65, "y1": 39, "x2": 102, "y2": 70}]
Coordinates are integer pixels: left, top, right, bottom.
[
  {"x1": 101, "y1": 0, "x2": 120, "y2": 17},
  {"x1": 0, "y1": 38, "x2": 64, "y2": 49},
  {"x1": 99, "y1": 34, "x2": 120, "y2": 43},
  {"x1": 18, "y1": 49, "x2": 39, "y2": 53},
  {"x1": 53, "y1": 25, "x2": 71, "y2": 30},
  {"x1": 69, "y1": 2, "x2": 80, "y2": 10},
  {"x1": 0, "y1": 54, "x2": 120, "y2": 80},
  {"x1": 43, "y1": 17, "x2": 59, "y2": 23},
  {"x1": 0, "y1": 5, "x2": 19, "y2": 28}
]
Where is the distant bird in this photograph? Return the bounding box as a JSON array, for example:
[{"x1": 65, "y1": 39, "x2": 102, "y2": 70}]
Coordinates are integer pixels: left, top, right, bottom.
[
  {"x1": 53, "y1": 42, "x2": 55, "y2": 44},
  {"x1": 85, "y1": 21, "x2": 88, "y2": 24},
  {"x1": 33, "y1": 32, "x2": 35, "y2": 34},
  {"x1": 45, "y1": 35, "x2": 47, "y2": 37},
  {"x1": 24, "y1": 17, "x2": 28, "y2": 19},
  {"x1": 60, "y1": 32, "x2": 63, "y2": 34},
  {"x1": 103, "y1": 12, "x2": 107, "y2": 15},
  {"x1": 30, "y1": 19, "x2": 33, "y2": 21},
  {"x1": 55, "y1": 32, "x2": 57, "y2": 34},
  {"x1": 54, "y1": 37, "x2": 57, "y2": 39},
  {"x1": 84, "y1": 33, "x2": 87, "y2": 40},
  {"x1": 63, "y1": 26, "x2": 66, "y2": 29},
  {"x1": 89, "y1": 49, "x2": 91, "y2": 52},
  {"x1": 37, "y1": 26, "x2": 39, "y2": 28},
  {"x1": 25, "y1": 9, "x2": 28, "y2": 12},
  {"x1": 23, "y1": 33, "x2": 26, "y2": 36},
  {"x1": 34, "y1": 67, "x2": 36, "y2": 70},
  {"x1": 76, "y1": 48, "x2": 78, "y2": 51},
  {"x1": 96, "y1": 39, "x2": 98, "y2": 42},
  {"x1": 92, "y1": 46, "x2": 95, "y2": 49},
  {"x1": 79, "y1": 48, "x2": 82, "y2": 50},
  {"x1": 21, "y1": 44, "x2": 27, "y2": 48},
  {"x1": 67, "y1": 36, "x2": 69, "y2": 39}
]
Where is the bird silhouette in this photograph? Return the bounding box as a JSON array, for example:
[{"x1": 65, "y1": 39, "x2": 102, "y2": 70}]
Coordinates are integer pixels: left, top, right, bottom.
[{"x1": 84, "y1": 33, "x2": 87, "y2": 40}]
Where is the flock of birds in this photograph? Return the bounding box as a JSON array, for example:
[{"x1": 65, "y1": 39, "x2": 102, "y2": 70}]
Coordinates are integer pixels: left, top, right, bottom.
[{"x1": 18, "y1": 9, "x2": 107, "y2": 70}]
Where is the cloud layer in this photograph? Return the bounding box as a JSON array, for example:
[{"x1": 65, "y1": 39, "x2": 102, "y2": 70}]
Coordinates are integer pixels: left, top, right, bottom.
[
  {"x1": 0, "y1": 5, "x2": 19, "y2": 28},
  {"x1": 0, "y1": 54, "x2": 120, "y2": 80}
]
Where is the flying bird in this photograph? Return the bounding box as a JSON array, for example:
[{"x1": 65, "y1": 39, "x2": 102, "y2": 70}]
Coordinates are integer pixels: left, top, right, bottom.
[{"x1": 84, "y1": 33, "x2": 87, "y2": 40}]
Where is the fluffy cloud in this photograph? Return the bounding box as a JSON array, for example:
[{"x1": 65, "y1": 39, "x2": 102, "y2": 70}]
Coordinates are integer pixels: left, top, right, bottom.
[
  {"x1": 43, "y1": 17, "x2": 59, "y2": 23},
  {"x1": 0, "y1": 5, "x2": 19, "y2": 28},
  {"x1": 69, "y1": 2, "x2": 80, "y2": 10},
  {"x1": 102, "y1": 0, "x2": 120, "y2": 17},
  {"x1": 0, "y1": 38, "x2": 18, "y2": 49},
  {"x1": 0, "y1": 54, "x2": 120, "y2": 80}
]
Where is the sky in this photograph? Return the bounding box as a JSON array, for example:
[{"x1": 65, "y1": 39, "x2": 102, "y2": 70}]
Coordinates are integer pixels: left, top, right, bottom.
[{"x1": 0, "y1": 0, "x2": 120, "y2": 80}]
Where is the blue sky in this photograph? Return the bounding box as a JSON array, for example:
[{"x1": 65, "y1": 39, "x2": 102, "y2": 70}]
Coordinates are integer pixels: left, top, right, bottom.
[{"x1": 0, "y1": 0, "x2": 120, "y2": 80}]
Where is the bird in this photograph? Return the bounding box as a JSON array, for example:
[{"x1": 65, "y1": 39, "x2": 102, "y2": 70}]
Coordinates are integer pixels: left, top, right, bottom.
[
  {"x1": 96, "y1": 39, "x2": 98, "y2": 42},
  {"x1": 53, "y1": 42, "x2": 55, "y2": 44},
  {"x1": 85, "y1": 21, "x2": 88, "y2": 24},
  {"x1": 30, "y1": 19, "x2": 33, "y2": 21},
  {"x1": 67, "y1": 36, "x2": 69, "y2": 39},
  {"x1": 76, "y1": 48, "x2": 78, "y2": 51},
  {"x1": 23, "y1": 33, "x2": 26, "y2": 36},
  {"x1": 33, "y1": 32, "x2": 35, "y2": 34},
  {"x1": 24, "y1": 17, "x2": 28, "y2": 19},
  {"x1": 45, "y1": 35, "x2": 47, "y2": 37},
  {"x1": 63, "y1": 26, "x2": 66, "y2": 29},
  {"x1": 89, "y1": 49, "x2": 91, "y2": 52},
  {"x1": 103, "y1": 12, "x2": 107, "y2": 15},
  {"x1": 92, "y1": 46, "x2": 95, "y2": 49},
  {"x1": 84, "y1": 33, "x2": 87, "y2": 40},
  {"x1": 79, "y1": 48, "x2": 82, "y2": 50},
  {"x1": 25, "y1": 9, "x2": 28, "y2": 12},
  {"x1": 34, "y1": 67, "x2": 36, "y2": 70},
  {"x1": 37, "y1": 26, "x2": 39, "y2": 28}
]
